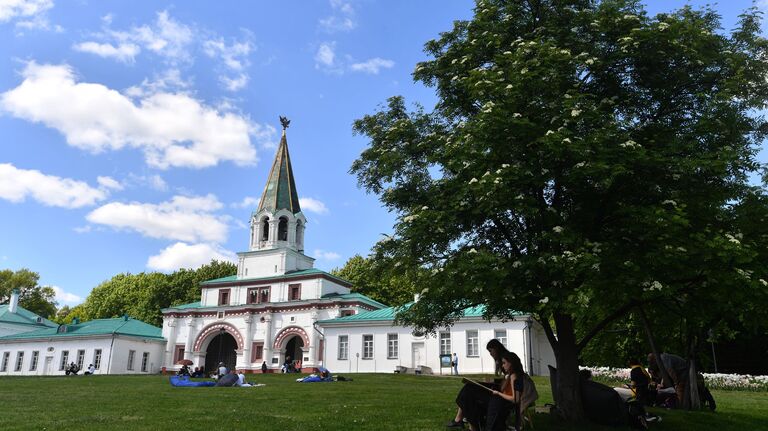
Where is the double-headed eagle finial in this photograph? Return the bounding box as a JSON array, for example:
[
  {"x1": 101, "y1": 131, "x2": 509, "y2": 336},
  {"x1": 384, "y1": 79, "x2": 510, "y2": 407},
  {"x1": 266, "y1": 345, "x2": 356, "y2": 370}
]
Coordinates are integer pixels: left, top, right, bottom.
[{"x1": 279, "y1": 115, "x2": 291, "y2": 130}]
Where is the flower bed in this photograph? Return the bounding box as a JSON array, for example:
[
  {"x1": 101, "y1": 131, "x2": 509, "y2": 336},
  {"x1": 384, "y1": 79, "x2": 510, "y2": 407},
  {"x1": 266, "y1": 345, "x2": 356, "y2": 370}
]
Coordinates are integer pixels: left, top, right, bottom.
[{"x1": 581, "y1": 366, "x2": 768, "y2": 391}]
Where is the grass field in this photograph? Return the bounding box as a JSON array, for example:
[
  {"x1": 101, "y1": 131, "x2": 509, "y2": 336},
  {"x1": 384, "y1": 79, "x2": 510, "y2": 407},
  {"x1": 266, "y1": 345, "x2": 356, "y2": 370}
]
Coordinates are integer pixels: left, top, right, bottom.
[{"x1": 0, "y1": 373, "x2": 766, "y2": 430}]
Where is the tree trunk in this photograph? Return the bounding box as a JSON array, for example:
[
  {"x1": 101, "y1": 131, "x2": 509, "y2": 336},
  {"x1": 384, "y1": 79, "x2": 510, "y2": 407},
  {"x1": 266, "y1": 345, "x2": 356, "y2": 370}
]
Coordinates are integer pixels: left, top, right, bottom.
[
  {"x1": 552, "y1": 313, "x2": 584, "y2": 422},
  {"x1": 686, "y1": 334, "x2": 701, "y2": 409},
  {"x1": 638, "y1": 305, "x2": 674, "y2": 386}
]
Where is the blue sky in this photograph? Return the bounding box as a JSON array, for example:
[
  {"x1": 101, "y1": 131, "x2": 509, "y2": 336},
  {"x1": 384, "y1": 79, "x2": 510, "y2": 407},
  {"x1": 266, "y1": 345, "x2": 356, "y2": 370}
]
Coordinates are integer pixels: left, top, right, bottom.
[{"x1": 0, "y1": 0, "x2": 760, "y2": 307}]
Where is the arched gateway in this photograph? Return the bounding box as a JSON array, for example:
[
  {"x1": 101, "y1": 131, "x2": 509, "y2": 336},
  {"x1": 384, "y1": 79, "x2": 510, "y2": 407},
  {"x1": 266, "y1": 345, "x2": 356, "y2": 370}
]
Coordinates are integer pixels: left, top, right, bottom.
[{"x1": 194, "y1": 322, "x2": 243, "y2": 373}]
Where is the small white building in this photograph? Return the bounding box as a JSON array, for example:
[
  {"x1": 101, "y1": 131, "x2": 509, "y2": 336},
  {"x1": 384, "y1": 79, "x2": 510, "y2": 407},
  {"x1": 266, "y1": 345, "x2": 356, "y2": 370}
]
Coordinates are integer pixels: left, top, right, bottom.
[
  {"x1": 0, "y1": 316, "x2": 165, "y2": 376},
  {"x1": 318, "y1": 305, "x2": 556, "y2": 375}
]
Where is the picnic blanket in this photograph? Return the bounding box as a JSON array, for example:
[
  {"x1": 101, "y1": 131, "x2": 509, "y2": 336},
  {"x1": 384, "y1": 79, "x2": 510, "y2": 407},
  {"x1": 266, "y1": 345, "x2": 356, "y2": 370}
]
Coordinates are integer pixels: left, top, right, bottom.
[{"x1": 169, "y1": 375, "x2": 215, "y2": 387}]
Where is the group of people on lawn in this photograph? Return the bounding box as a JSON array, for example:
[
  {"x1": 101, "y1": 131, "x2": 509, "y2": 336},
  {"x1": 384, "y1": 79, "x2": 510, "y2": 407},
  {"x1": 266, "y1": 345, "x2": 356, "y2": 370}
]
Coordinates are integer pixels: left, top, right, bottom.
[
  {"x1": 64, "y1": 362, "x2": 95, "y2": 376},
  {"x1": 442, "y1": 340, "x2": 714, "y2": 431}
]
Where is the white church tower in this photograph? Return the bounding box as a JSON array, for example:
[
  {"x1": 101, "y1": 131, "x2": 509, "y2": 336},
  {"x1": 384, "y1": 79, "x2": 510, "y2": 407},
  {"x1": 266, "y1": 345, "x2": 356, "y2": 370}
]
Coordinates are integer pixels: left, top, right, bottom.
[
  {"x1": 241, "y1": 122, "x2": 312, "y2": 279},
  {"x1": 160, "y1": 118, "x2": 386, "y2": 374}
]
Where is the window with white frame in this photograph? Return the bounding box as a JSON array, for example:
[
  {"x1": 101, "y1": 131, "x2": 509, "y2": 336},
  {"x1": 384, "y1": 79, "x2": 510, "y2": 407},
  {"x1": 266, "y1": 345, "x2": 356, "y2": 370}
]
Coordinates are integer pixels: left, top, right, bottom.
[
  {"x1": 14, "y1": 351, "x2": 24, "y2": 372},
  {"x1": 1, "y1": 352, "x2": 8, "y2": 372},
  {"x1": 387, "y1": 334, "x2": 398, "y2": 359},
  {"x1": 127, "y1": 350, "x2": 136, "y2": 371},
  {"x1": 466, "y1": 330, "x2": 479, "y2": 357},
  {"x1": 338, "y1": 335, "x2": 349, "y2": 360},
  {"x1": 141, "y1": 352, "x2": 150, "y2": 372},
  {"x1": 363, "y1": 334, "x2": 374, "y2": 359},
  {"x1": 93, "y1": 349, "x2": 102, "y2": 369},
  {"x1": 439, "y1": 331, "x2": 452, "y2": 355},
  {"x1": 30, "y1": 351, "x2": 39, "y2": 371},
  {"x1": 59, "y1": 350, "x2": 69, "y2": 371},
  {"x1": 76, "y1": 349, "x2": 85, "y2": 369},
  {"x1": 494, "y1": 329, "x2": 507, "y2": 348}
]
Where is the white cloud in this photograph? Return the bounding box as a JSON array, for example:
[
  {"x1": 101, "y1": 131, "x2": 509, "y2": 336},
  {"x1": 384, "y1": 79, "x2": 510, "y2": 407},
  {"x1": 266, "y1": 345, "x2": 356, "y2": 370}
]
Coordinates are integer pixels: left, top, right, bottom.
[
  {"x1": 0, "y1": 163, "x2": 108, "y2": 208},
  {"x1": 1, "y1": 62, "x2": 268, "y2": 169},
  {"x1": 319, "y1": 0, "x2": 356, "y2": 33},
  {"x1": 125, "y1": 173, "x2": 168, "y2": 191},
  {"x1": 299, "y1": 197, "x2": 329, "y2": 214},
  {"x1": 124, "y1": 68, "x2": 190, "y2": 98},
  {"x1": 147, "y1": 242, "x2": 236, "y2": 271},
  {"x1": 315, "y1": 42, "x2": 336, "y2": 68},
  {"x1": 50, "y1": 285, "x2": 83, "y2": 305},
  {"x1": 0, "y1": 0, "x2": 52, "y2": 23},
  {"x1": 232, "y1": 196, "x2": 259, "y2": 208},
  {"x1": 313, "y1": 249, "x2": 341, "y2": 261},
  {"x1": 86, "y1": 194, "x2": 228, "y2": 243},
  {"x1": 350, "y1": 57, "x2": 394, "y2": 74},
  {"x1": 203, "y1": 35, "x2": 254, "y2": 92},
  {"x1": 73, "y1": 41, "x2": 140, "y2": 63},
  {"x1": 97, "y1": 176, "x2": 123, "y2": 191},
  {"x1": 112, "y1": 10, "x2": 192, "y2": 63}
]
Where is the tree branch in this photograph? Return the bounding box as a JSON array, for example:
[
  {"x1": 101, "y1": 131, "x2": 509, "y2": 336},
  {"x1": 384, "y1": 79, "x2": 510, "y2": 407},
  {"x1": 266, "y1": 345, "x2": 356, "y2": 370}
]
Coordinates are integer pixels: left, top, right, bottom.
[{"x1": 576, "y1": 300, "x2": 638, "y2": 353}]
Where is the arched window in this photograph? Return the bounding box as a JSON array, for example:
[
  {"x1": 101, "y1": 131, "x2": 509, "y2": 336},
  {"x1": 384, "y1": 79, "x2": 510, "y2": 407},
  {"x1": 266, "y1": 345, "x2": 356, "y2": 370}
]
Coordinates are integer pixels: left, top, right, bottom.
[
  {"x1": 278, "y1": 217, "x2": 288, "y2": 241},
  {"x1": 261, "y1": 217, "x2": 269, "y2": 241}
]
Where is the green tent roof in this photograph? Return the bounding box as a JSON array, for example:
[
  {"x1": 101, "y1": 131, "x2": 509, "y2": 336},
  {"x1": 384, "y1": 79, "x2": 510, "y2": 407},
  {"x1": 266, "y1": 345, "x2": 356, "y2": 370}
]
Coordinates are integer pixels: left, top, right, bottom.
[
  {"x1": 257, "y1": 129, "x2": 301, "y2": 214},
  {"x1": 0, "y1": 317, "x2": 163, "y2": 341},
  {"x1": 0, "y1": 304, "x2": 57, "y2": 328}
]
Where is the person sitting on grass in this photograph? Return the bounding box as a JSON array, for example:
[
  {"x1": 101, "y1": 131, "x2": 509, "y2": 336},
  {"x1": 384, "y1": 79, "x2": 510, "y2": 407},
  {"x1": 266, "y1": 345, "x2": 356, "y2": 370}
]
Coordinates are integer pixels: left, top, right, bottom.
[
  {"x1": 628, "y1": 358, "x2": 661, "y2": 423},
  {"x1": 451, "y1": 351, "x2": 527, "y2": 431},
  {"x1": 84, "y1": 364, "x2": 95, "y2": 375},
  {"x1": 446, "y1": 339, "x2": 512, "y2": 429}
]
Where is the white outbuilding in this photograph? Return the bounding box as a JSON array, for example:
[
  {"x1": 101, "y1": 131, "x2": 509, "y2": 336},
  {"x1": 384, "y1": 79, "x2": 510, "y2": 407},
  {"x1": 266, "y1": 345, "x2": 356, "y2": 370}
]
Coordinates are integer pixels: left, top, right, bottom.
[{"x1": 0, "y1": 316, "x2": 165, "y2": 376}]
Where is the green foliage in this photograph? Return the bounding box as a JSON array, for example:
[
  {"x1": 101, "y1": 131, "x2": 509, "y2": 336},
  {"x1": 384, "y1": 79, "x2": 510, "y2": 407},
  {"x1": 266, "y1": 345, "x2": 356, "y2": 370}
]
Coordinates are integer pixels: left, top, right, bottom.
[
  {"x1": 0, "y1": 268, "x2": 57, "y2": 318},
  {"x1": 71, "y1": 260, "x2": 236, "y2": 326},
  {"x1": 331, "y1": 254, "x2": 424, "y2": 306},
  {"x1": 350, "y1": 0, "x2": 768, "y2": 418}
]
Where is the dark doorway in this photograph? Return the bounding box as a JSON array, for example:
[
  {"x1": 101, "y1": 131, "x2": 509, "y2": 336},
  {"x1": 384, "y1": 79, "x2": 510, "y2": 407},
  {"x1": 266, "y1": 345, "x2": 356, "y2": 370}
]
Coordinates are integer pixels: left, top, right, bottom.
[
  {"x1": 205, "y1": 331, "x2": 237, "y2": 373},
  {"x1": 285, "y1": 336, "x2": 304, "y2": 368}
]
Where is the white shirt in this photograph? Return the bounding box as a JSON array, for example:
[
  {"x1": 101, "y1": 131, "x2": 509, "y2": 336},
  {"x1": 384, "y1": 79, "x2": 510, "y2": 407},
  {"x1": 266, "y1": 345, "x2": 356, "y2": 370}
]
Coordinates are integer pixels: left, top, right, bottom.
[
  {"x1": 218, "y1": 366, "x2": 227, "y2": 376},
  {"x1": 88, "y1": 365, "x2": 95, "y2": 374}
]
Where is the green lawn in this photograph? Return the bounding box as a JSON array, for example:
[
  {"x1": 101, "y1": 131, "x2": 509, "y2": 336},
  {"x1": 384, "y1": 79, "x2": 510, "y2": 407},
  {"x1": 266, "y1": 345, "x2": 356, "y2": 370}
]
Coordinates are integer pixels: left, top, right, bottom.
[{"x1": 0, "y1": 373, "x2": 765, "y2": 430}]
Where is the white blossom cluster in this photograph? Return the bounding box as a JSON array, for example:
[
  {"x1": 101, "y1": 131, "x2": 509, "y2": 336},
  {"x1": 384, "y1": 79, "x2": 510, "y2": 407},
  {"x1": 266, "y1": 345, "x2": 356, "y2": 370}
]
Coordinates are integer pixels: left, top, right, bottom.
[{"x1": 580, "y1": 366, "x2": 768, "y2": 391}]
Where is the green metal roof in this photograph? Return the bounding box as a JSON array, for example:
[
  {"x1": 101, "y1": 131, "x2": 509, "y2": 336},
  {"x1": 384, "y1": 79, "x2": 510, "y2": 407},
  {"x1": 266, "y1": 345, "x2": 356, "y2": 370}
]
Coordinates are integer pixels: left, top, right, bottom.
[
  {"x1": 317, "y1": 304, "x2": 523, "y2": 325},
  {"x1": 0, "y1": 317, "x2": 163, "y2": 341},
  {"x1": 0, "y1": 304, "x2": 57, "y2": 328},
  {"x1": 167, "y1": 301, "x2": 204, "y2": 310},
  {"x1": 200, "y1": 268, "x2": 350, "y2": 286},
  {"x1": 257, "y1": 129, "x2": 301, "y2": 214}
]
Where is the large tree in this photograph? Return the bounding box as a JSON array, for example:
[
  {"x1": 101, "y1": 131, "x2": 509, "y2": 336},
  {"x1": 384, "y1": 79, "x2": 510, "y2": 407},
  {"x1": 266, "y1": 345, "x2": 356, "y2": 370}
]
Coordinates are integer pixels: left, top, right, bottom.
[
  {"x1": 351, "y1": 0, "x2": 768, "y2": 420},
  {"x1": 68, "y1": 260, "x2": 236, "y2": 326},
  {"x1": 0, "y1": 268, "x2": 57, "y2": 318},
  {"x1": 331, "y1": 254, "x2": 424, "y2": 306}
]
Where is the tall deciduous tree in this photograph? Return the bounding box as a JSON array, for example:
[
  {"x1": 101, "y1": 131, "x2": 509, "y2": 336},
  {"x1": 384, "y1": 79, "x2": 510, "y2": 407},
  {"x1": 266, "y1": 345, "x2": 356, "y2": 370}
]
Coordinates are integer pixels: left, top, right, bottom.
[
  {"x1": 351, "y1": 0, "x2": 768, "y2": 420},
  {"x1": 72, "y1": 260, "x2": 236, "y2": 326},
  {"x1": 0, "y1": 268, "x2": 58, "y2": 318},
  {"x1": 331, "y1": 254, "x2": 422, "y2": 306}
]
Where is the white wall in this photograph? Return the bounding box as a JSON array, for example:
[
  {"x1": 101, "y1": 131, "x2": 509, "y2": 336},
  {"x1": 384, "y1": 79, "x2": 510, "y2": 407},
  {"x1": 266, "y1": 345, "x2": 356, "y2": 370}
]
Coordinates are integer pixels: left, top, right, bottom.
[
  {"x1": 321, "y1": 318, "x2": 556, "y2": 376},
  {"x1": 201, "y1": 277, "x2": 351, "y2": 307},
  {"x1": 0, "y1": 336, "x2": 164, "y2": 376}
]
